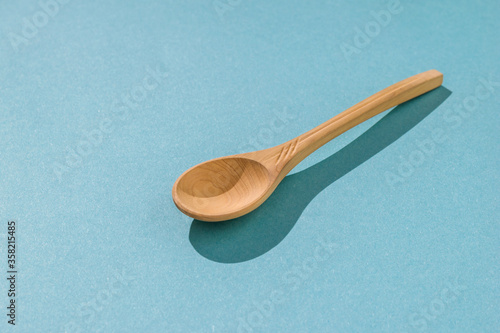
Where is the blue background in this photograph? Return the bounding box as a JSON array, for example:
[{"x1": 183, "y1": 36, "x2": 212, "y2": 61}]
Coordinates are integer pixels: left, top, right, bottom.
[{"x1": 0, "y1": 0, "x2": 498, "y2": 332}]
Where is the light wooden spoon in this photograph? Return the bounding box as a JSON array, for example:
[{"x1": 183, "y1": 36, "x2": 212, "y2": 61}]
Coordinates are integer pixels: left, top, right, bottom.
[{"x1": 173, "y1": 70, "x2": 443, "y2": 222}]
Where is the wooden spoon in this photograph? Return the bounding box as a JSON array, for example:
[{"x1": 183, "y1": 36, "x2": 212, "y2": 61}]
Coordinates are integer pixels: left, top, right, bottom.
[{"x1": 173, "y1": 70, "x2": 443, "y2": 222}]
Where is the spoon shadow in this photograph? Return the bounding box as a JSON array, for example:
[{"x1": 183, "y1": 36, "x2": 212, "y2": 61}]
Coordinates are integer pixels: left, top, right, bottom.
[{"x1": 189, "y1": 87, "x2": 451, "y2": 263}]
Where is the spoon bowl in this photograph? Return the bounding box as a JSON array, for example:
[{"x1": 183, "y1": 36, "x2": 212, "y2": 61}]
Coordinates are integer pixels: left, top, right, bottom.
[
  {"x1": 173, "y1": 156, "x2": 273, "y2": 221},
  {"x1": 173, "y1": 70, "x2": 444, "y2": 221}
]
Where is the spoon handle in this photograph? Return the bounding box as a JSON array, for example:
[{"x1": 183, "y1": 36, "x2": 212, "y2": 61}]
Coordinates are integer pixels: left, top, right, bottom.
[{"x1": 279, "y1": 70, "x2": 443, "y2": 172}]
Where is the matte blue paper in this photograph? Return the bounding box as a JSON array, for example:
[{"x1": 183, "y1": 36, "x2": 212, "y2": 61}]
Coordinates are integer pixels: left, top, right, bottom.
[{"x1": 0, "y1": 0, "x2": 498, "y2": 332}]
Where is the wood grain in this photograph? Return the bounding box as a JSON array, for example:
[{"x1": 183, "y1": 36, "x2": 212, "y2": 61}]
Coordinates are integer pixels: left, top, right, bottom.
[{"x1": 173, "y1": 70, "x2": 443, "y2": 221}]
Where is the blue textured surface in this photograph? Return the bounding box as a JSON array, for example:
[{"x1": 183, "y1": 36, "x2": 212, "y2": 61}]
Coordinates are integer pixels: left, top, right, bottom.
[{"x1": 0, "y1": 0, "x2": 499, "y2": 332}]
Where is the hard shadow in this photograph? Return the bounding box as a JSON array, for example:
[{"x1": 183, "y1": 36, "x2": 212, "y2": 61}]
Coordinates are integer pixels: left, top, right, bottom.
[{"x1": 189, "y1": 87, "x2": 451, "y2": 263}]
